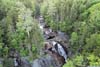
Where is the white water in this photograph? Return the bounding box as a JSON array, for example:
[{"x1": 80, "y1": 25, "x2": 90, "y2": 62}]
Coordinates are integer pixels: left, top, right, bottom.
[
  {"x1": 14, "y1": 58, "x2": 18, "y2": 67},
  {"x1": 38, "y1": 16, "x2": 68, "y2": 61},
  {"x1": 37, "y1": 16, "x2": 68, "y2": 67},
  {"x1": 52, "y1": 41, "x2": 67, "y2": 61}
]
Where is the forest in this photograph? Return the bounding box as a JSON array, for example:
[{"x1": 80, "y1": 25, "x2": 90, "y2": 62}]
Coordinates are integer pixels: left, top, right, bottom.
[{"x1": 0, "y1": 0, "x2": 100, "y2": 67}]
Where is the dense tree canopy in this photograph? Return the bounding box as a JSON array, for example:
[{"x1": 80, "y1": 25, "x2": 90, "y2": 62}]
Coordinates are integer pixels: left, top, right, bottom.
[
  {"x1": 0, "y1": 0, "x2": 43, "y2": 59},
  {"x1": 0, "y1": 0, "x2": 100, "y2": 67}
]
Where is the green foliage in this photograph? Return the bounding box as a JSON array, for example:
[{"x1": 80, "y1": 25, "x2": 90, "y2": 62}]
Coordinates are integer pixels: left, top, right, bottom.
[
  {"x1": 63, "y1": 60, "x2": 74, "y2": 67},
  {"x1": 87, "y1": 54, "x2": 100, "y2": 66},
  {"x1": 85, "y1": 33, "x2": 100, "y2": 55},
  {"x1": 88, "y1": 3, "x2": 100, "y2": 32},
  {"x1": 0, "y1": 0, "x2": 44, "y2": 59},
  {"x1": 63, "y1": 54, "x2": 100, "y2": 67},
  {"x1": 0, "y1": 0, "x2": 100, "y2": 67},
  {"x1": 0, "y1": 64, "x2": 2, "y2": 67},
  {"x1": 20, "y1": 0, "x2": 35, "y2": 11},
  {"x1": 81, "y1": 3, "x2": 100, "y2": 32},
  {"x1": 73, "y1": 55, "x2": 84, "y2": 67},
  {"x1": 63, "y1": 55, "x2": 84, "y2": 67},
  {"x1": 40, "y1": 0, "x2": 93, "y2": 32},
  {"x1": 70, "y1": 32, "x2": 79, "y2": 52}
]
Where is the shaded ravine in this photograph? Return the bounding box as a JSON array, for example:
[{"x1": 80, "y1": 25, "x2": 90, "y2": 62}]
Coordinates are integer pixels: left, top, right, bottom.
[{"x1": 32, "y1": 16, "x2": 69, "y2": 67}]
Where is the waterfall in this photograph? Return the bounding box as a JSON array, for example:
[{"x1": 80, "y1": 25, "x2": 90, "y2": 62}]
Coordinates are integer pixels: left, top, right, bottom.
[
  {"x1": 32, "y1": 15, "x2": 69, "y2": 67},
  {"x1": 14, "y1": 58, "x2": 18, "y2": 67},
  {"x1": 52, "y1": 41, "x2": 67, "y2": 61}
]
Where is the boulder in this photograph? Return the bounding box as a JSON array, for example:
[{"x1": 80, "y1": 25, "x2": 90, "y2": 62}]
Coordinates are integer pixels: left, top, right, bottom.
[
  {"x1": 32, "y1": 55, "x2": 59, "y2": 67},
  {"x1": 20, "y1": 58, "x2": 31, "y2": 67}
]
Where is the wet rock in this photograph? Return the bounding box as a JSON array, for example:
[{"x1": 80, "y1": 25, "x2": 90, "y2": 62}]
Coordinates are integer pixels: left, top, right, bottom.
[
  {"x1": 56, "y1": 31, "x2": 69, "y2": 42},
  {"x1": 48, "y1": 31, "x2": 69, "y2": 48},
  {"x1": 20, "y1": 58, "x2": 31, "y2": 67},
  {"x1": 14, "y1": 57, "x2": 31, "y2": 67},
  {"x1": 32, "y1": 55, "x2": 59, "y2": 67},
  {"x1": 0, "y1": 58, "x2": 3, "y2": 64},
  {"x1": 39, "y1": 16, "x2": 44, "y2": 23}
]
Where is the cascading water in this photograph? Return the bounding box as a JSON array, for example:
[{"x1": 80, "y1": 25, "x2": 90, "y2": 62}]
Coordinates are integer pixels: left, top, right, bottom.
[
  {"x1": 52, "y1": 41, "x2": 67, "y2": 61},
  {"x1": 32, "y1": 16, "x2": 68, "y2": 67}
]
